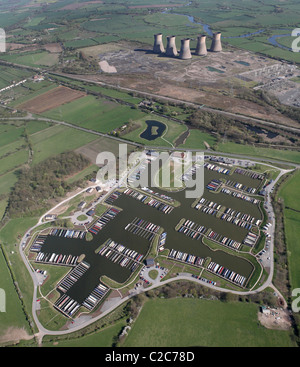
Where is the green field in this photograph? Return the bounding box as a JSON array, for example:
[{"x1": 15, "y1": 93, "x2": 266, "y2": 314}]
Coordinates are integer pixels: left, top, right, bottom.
[
  {"x1": 123, "y1": 298, "x2": 295, "y2": 347},
  {"x1": 0, "y1": 248, "x2": 32, "y2": 344},
  {"x1": 278, "y1": 170, "x2": 300, "y2": 290},
  {"x1": 0, "y1": 51, "x2": 59, "y2": 68},
  {"x1": 283, "y1": 210, "x2": 300, "y2": 290},
  {"x1": 216, "y1": 142, "x2": 300, "y2": 165},
  {"x1": 30, "y1": 123, "x2": 98, "y2": 164},
  {"x1": 178, "y1": 129, "x2": 217, "y2": 150},
  {"x1": 42, "y1": 95, "x2": 145, "y2": 134},
  {"x1": 278, "y1": 171, "x2": 300, "y2": 211},
  {"x1": 42, "y1": 319, "x2": 126, "y2": 347},
  {"x1": 0, "y1": 66, "x2": 32, "y2": 90}
]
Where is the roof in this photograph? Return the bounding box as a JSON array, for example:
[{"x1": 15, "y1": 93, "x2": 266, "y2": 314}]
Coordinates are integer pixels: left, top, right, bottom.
[{"x1": 145, "y1": 258, "x2": 155, "y2": 266}]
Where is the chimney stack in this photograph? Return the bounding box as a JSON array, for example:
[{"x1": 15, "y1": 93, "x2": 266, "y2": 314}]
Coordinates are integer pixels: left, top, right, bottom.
[
  {"x1": 195, "y1": 35, "x2": 207, "y2": 56},
  {"x1": 153, "y1": 33, "x2": 165, "y2": 54},
  {"x1": 166, "y1": 36, "x2": 178, "y2": 57},
  {"x1": 210, "y1": 32, "x2": 222, "y2": 52},
  {"x1": 179, "y1": 38, "x2": 192, "y2": 60}
]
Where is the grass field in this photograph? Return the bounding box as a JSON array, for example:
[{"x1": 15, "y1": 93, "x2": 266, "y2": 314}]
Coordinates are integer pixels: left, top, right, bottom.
[
  {"x1": 42, "y1": 95, "x2": 145, "y2": 134},
  {"x1": 123, "y1": 298, "x2": 295, "y2": 347},
  {"x1": 30, "y1": 124, "x2": 98, "y2": 164},
  {"x1": 283, "y1": 209, "x2": 300, "y2": 290},
  {"x1": 0, "y1": 66, "x2": 32, "y2": 90},
  {"x1": 278, "y1": 170, "x2": 300, "y2": 290},
  {"x1": 278, "y1": 170, "x2": 300, "y2": 211},
  {"x1": 178, "y1": 129, "x2": 217, "y2": 150},
  {"x1": 0, "y1": 248, "x2": 32, "y2": 344},
  {"x1": 0, "y1": 120, "x2": 51, "y2": 219},
  {"x1": 216, "y1": 142, "x2": 300, "y2": 165},
  {"x1": 0, "y1": 118, "x2": 99, "y2": 218},
  {"x1": 42, "y1": 319, "x2": 126, "y2": 347},
  {"x1": 0, "y1": 51, "x2": 59, "y2": 68}
]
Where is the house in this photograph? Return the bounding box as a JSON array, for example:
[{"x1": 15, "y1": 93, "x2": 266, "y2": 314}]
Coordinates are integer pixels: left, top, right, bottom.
[
  {"x1": 261, "y1": 306, "x2": 271, "y2": 315},
  {"x1": 44, "y1": 214, "x2": 57, "y2": 221}
]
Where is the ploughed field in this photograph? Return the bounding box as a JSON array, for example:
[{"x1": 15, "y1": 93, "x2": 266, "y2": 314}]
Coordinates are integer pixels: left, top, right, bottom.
[{"x1": 17, "y1": 86, "x2": 86, "y2": 114}]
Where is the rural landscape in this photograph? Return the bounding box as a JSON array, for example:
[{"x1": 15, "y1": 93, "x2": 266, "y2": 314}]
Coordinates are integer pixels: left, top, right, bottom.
[{"x1": 0, "y1": 0, "x2": 299, "y2": 352}]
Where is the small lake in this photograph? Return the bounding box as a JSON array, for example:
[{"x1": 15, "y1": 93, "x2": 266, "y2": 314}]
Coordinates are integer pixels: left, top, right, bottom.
[
  {"x1": 140, "y1": 120, "x2": 166, "y2": 141},
  {"x1": 247, "y1": 124, "x2": 279, "y2": 139}
]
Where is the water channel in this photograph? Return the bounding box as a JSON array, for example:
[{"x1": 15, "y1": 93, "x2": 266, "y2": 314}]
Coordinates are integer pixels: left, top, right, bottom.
[{"x1": 162, "y1": 10, "x2": 293, "y2": 50}]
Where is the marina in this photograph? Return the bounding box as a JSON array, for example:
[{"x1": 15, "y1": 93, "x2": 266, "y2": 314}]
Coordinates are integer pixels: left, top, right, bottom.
[
  {"x1": 168, "y1": 249, "x2": 205, "y2": 267},
  {"x1": 88, "y1": 207, "x2": 121, "y2": 235},
  {"x1": 98, "y1": 239, "x2": 143, "y2": 272},
  {"x1": 57, "y1": 261, "x2": 90, "y2": 293},
  {"x1": 82, "y1": 282, "x2": 109, "y2": 311},
  {"x1": 26, "y1": 162, "x2": 265, "y2": 314},
  {"x1": 125, "y1": 217, "x2": 161, "y2": 242},
  {"x1": 207, "y1": 261, "x2": 247, "y2": 288},
  {"x1": 35, "y1": 252, "x2": 79, "y2": 266}
]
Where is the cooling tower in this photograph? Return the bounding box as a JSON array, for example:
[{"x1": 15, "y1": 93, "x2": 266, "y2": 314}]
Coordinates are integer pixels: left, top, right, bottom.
[
  {"x1": 153, "y1": 33, "x2": 165, "y2": 54},
  {"x1": 210, "y1": 32, "x2": 222, "y2": 52},
  {"x1": 166, "y1": 36, "x2": 178, "y2": 57},
  {"x1": 195, "y1": 35, "x2": 207, "y2": 56},
  {"x1": 179, "y1": 38, "x2": 192, "y2": 60}
]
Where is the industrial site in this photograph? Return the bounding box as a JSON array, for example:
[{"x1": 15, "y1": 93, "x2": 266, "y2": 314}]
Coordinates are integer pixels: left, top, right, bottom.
[{"x1": 88, "y1": 34, "x2": 300, "y2": 118}]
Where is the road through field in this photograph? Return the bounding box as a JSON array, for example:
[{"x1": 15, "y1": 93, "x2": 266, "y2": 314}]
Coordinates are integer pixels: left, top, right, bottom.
[
  {"x1": 0, "y1": 113, "x2": 299, "y2": 168},
  {"x1": 50, "y1": 71, "x2": 300, "y2": 136}
]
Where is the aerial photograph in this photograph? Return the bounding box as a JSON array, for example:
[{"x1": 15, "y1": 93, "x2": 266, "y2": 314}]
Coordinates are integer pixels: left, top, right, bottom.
[{"x1": 0, "y1": 0, "x2": 299, "y2": 353}]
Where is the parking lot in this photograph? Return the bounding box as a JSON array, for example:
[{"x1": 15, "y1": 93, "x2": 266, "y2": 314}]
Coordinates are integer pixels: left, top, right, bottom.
[
  {"x1": 257, "y1": 222, "x2": 273, "y2": 267},
  {"x1": 140, "y1": 264, "x2": 168, "y2": 285}
]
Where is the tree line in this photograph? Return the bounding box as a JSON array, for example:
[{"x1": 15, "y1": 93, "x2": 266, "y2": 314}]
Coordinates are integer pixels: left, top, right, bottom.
[{"x1": 7, "y1": 151, "x2": 91, "y2": 218}]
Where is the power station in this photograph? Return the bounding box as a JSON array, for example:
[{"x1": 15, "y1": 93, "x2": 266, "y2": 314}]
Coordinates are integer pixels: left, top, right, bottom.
[
  {"x1": 195, "y1": 35, "x2": 207, "y2": 56},
  {"x1": 152, "y1": 31, "x2": 222, "y2": 59},
  {"x1": 166, "y1": 36, "x2": 178, "y2": 57},
  {"x1": 210, "y1": 32, "x2": 222, "y2": 52},
  {"x1": 179, "y1": 38, "x2": 192, "y2": 60},
  {"x1": 153, "y1": 33, "x2": 165, "y2": 54}
]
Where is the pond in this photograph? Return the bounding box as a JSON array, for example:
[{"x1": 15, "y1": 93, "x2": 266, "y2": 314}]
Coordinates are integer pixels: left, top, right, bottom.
[
  {"x1": 140, "y1": 120, "x2": 166, "y2": 141},
  {"x1": 247, "y1": 124, "x2": 279, "y2": 139}
]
